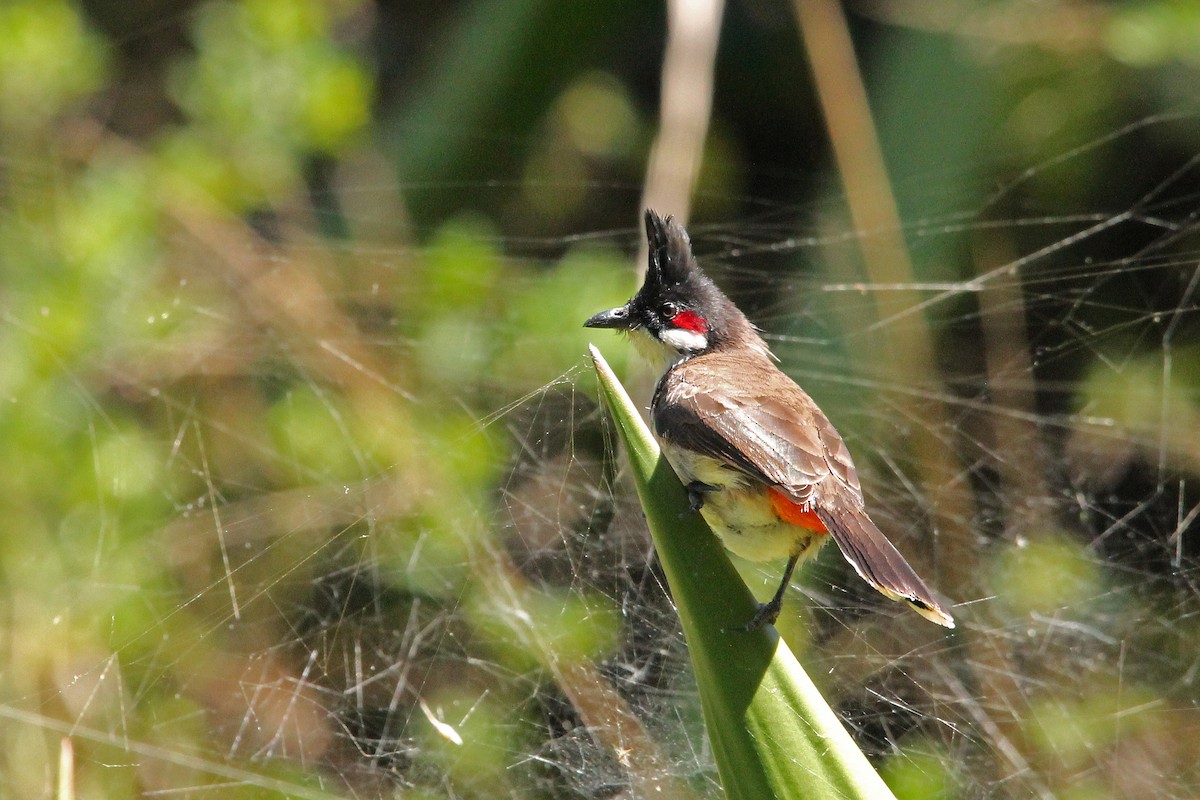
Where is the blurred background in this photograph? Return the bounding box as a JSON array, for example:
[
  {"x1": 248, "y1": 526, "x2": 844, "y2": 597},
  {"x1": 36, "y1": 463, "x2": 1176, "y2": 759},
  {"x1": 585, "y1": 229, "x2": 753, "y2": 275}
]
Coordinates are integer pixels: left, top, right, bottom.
[{"x1": 2, "y1": 0, "x2": 1200, "y2": 797}]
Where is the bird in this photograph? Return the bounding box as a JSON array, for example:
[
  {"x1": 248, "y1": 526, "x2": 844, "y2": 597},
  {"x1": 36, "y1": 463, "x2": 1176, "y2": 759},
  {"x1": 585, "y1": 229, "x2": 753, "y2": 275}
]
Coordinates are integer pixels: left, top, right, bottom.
[{"x1": 584, "y1": 210, "x2": 954, "y2": 630}]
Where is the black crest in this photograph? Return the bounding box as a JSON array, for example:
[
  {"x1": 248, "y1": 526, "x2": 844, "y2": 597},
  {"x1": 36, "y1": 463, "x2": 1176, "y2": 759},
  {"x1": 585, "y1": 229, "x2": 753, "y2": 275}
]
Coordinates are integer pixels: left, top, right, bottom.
[
  {"x1": 641, "y1": 209, "x2": 722, "y2": 306},
  {"x1": 584, "y1": 210, "x2": 765, "y2": 354},
  {"x1": 645, "y1": 209, "x2": 701, "y2": 289},
  {"x1": 637, "y1": 209, "x2": 762, "y2": 352}
]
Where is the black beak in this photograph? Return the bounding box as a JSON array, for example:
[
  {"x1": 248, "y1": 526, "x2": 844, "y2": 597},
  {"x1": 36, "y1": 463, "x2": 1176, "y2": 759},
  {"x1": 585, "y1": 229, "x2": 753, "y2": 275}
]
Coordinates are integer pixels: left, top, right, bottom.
[{"x1": 584, "y1": 304, "x2": 634, "y2": 330}]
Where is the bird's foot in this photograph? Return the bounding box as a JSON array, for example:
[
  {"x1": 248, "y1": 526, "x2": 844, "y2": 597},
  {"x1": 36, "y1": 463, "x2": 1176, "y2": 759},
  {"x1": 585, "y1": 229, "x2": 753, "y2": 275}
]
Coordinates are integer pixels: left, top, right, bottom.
[
  {"x1": 683, "y1": 481, "x2": 717, "y2": 514},
  {"x1": 740, "y1": 598, "x2": 783, "y2": 632},
  {"x1": 737, "y1": 552, "x2": 799, "y2": 631}
]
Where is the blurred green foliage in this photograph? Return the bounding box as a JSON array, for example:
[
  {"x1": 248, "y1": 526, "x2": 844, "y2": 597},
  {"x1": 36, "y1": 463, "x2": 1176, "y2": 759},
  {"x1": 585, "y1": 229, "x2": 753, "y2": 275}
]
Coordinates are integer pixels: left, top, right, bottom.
[
  {"x1": 0, "y1": 0, "x2": 1199, "y2": 798},
  {"x1": 0, "y1": 0, "x2": 108, "y2": 132},
  {"x1": 164, "y1": 0, "x2": 371, "y2": 205},
  {"x1": 989, "y1": 533, "x2": 1104, "y2": 618},
  {"x1": 880, "y1": 739, "x2": 961, "y2": 800},
  {"x1": 1106, "y1": 0, "x2": 1200, "y2": 65}
]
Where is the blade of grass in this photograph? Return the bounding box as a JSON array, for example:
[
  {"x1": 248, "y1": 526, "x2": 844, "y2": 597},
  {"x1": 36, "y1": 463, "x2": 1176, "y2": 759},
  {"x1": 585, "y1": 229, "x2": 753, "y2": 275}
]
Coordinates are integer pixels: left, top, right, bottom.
[
  {"x1": 58, "y1": 738, "x2": 73, "y2": 800},
  {"x1": 589, "y1": 344, "x2": 896, "y2": 800}
]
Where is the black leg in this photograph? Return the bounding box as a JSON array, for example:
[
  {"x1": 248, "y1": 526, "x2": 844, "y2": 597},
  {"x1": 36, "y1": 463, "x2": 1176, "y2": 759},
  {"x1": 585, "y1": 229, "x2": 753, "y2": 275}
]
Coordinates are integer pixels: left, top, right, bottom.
[
  {"x1": 743, "y1": 553, "x2": 801, "y2": 631},
  {"x1": 684, "y1": 480, "x2": 717, "y2": 513}
]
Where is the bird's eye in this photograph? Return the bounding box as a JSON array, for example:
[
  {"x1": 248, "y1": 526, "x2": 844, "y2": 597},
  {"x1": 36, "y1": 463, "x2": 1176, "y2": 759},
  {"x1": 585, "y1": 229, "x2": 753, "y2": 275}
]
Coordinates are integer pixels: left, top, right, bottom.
[{"x1": 660, "y1": 301, "x2": 678, "y2": 318}]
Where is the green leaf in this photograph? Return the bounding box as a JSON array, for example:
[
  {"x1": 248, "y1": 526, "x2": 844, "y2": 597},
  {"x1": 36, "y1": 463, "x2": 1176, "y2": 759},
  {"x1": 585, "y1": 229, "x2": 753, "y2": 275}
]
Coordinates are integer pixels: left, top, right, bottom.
[{"x1": 588, "y1": 344, "x2": 896, "y2": 800}]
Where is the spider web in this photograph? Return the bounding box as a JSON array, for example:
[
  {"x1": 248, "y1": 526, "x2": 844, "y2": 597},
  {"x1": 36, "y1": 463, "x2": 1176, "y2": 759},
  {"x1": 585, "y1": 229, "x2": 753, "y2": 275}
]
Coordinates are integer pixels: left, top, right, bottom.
[{"x1": 3, "y1": 8, "x2": 1200, "y2": 800}]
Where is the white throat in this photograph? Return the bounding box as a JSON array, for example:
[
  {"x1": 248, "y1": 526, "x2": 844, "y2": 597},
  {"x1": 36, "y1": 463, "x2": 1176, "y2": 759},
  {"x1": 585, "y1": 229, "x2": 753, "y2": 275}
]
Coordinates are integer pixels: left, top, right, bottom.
[{"x1": 629, "y1": 327, "x2": 706, "y2": 371}]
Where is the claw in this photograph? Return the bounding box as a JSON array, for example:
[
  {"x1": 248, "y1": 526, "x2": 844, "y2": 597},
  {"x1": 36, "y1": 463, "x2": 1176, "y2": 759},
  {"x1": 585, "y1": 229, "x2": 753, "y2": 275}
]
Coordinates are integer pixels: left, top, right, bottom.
[
  {"x1": 736, "y1": 552, "x2": 801, "y2": 632},
  {"x1": 684, "y1": 480, "x2": 717, "y2": 513},
  {"x1": 741, "y1": 599, "x2": 782, "y2": 631}
]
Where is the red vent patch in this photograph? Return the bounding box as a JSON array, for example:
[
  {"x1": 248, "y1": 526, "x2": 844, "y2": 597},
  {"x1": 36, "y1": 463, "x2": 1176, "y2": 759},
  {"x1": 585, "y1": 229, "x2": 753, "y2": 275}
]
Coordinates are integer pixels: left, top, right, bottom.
[
  {"x1": 671, "y1": 310, "x2": 709, "y2": 333},
  {"x1": 768, "y1": 489, "x2": 828, "y2": 533}
]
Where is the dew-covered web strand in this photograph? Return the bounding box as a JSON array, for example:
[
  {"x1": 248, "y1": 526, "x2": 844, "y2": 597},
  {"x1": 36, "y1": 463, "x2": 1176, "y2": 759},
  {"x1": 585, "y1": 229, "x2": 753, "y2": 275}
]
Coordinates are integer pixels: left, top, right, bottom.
[
  {"x1": 663, "y1": 129, "x2": 1200, "y2": 797},
  {"x1": 193, "y1": 417, "x2": 243, "y2": 620},
  {"x1": 337, "y1": 167, "x2": 1192, "y2": 794},
  {"x1": 20, "y1": 113, "x2": 1200, "y2": 799}
]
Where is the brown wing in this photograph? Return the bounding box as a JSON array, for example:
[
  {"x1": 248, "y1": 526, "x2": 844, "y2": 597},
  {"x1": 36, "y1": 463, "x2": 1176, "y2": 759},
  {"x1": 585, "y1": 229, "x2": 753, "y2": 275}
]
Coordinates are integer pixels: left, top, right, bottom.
[
  {"x1": 652, "y1": 353, "x2": 860, "y2": 502},
  {"x1": 654, "y1": 352, "x2": 954, "y2": 627}
]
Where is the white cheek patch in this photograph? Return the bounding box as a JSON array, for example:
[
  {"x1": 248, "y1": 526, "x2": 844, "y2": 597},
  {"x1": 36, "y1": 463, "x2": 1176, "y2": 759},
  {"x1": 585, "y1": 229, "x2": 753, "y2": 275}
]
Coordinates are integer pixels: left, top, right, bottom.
[{"x1": 660, "y1": 327, "x2": 708, "y2": 353}]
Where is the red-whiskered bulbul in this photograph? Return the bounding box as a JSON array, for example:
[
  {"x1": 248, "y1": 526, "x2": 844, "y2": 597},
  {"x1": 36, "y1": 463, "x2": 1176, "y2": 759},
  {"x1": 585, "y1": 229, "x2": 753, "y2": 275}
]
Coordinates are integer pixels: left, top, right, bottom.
[{"x1": 585, "y1": 210, "x2": 954, "y2": 630}]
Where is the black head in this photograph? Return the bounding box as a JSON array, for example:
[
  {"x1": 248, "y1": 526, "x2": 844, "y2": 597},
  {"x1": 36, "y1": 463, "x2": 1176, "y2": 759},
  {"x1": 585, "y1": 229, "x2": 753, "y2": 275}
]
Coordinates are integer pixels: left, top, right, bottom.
[{"x1": 584, "y1": 210, "x2": 760, "y2": 361}]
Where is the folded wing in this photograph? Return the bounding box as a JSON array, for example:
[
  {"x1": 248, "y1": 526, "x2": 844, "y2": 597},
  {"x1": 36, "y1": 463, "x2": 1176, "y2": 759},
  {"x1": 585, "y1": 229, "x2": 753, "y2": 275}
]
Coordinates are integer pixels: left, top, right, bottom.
[{"x1": 654, "y1": 353, "x2": 954, "y2": 627}]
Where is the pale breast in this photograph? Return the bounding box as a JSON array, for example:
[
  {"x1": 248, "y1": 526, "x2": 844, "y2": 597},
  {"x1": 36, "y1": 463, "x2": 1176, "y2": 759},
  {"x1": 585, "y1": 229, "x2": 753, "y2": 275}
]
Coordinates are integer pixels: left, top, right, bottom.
[{"x1": 659, "y1": 440, "x2": 821, "y2": 563}]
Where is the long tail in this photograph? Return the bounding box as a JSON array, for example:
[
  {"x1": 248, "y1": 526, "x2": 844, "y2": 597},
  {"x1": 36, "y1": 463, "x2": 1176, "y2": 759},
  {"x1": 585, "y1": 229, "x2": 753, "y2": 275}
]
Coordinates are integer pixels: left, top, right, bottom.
[{"x1": 815, "y1": 506, "x2": 955, "y2": 628}]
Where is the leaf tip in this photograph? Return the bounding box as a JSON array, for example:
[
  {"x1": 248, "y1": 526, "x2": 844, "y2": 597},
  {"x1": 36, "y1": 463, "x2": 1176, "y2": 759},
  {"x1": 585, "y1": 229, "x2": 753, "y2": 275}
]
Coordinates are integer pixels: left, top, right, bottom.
[{"x1": 588, "y1": 344, "x2": 616, "y2": 388}]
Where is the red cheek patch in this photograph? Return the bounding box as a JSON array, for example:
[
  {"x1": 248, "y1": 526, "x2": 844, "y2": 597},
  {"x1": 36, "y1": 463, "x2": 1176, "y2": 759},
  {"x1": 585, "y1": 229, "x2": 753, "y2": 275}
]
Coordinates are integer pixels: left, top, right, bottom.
[{"x1": 671, "y1": 310, "x2": 709, "y2": 333}]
